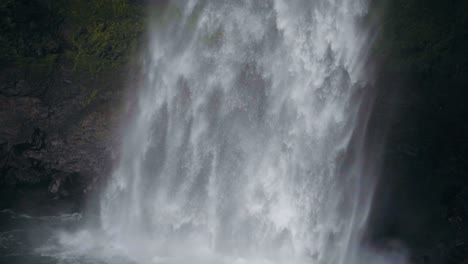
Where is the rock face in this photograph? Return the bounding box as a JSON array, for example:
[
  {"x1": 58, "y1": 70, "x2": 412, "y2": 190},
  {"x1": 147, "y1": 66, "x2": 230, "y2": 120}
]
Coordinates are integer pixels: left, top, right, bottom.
[
  {"x1": 0, "y1": 64, "x2": 129, "y2": 200},
  {"x1": 0, "y1": 0, "x2": 146, "y2": 202}
]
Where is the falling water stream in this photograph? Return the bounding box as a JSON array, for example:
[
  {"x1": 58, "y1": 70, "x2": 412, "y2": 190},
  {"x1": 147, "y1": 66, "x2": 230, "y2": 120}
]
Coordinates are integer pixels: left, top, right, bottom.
[{"x1": 33, "y1": 1, "x2": 405, "y2": 264}]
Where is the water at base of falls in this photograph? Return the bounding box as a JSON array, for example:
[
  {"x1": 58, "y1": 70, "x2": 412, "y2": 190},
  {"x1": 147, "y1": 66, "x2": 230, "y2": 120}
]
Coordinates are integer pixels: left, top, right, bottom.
[{"x1": 31, "y1": 1, "x2": 406, "y2": 264}]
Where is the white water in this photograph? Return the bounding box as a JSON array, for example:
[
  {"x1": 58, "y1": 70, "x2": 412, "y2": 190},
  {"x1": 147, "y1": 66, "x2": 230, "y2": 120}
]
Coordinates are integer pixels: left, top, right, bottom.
[{"x1": 53, "y1": 1, "x2": 402, "y2": 264}]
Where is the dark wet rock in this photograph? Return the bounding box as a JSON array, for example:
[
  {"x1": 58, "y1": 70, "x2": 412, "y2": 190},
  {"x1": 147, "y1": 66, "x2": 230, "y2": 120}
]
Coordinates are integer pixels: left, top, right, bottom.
[
  {"x1": 0, "y1": 0, "x2": 145, "y2": 203},
  {"x1": 0, "y1": 64, "x2": 130, "y2": 204},
  {"x1": 0, "y1": 69, "x2": 49, "y2": 98},
  {"x1": 0, "y1": 96, "x2": 48, "y2": 144}
]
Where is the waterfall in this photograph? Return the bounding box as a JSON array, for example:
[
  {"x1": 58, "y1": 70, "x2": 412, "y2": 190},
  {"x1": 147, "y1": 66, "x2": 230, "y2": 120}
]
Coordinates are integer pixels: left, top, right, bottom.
[{"x1": 94, "y1": 0, "x2": 384, "y2": 263}]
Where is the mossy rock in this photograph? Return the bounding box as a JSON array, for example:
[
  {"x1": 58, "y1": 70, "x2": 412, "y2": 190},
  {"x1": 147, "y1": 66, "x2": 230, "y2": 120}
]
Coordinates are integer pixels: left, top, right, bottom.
[
  {"x1": 61, "y1": 0, "x2": 145, "y2": 74},
  {"x1": 0, "y1": 0, "x2": 146, "y2": 75}
]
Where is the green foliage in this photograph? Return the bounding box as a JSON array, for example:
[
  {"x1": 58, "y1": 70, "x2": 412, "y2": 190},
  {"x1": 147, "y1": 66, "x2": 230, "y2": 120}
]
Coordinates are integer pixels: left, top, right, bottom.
[
  {"x1": 0, "y1": 0, "x2": 145, "y2": 74},
  {"x1": 84, "y1": 89, "x2": 99, "y2": 106},
  {"x1": 62, "y1": 0, "x2": 144, "y2": 73}
]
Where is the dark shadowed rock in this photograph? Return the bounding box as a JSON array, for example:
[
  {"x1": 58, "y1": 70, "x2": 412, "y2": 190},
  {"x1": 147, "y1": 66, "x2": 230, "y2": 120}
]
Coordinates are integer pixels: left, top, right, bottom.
[{"x1": 0, "y1": 64, "x2": 132, "y2": 205}]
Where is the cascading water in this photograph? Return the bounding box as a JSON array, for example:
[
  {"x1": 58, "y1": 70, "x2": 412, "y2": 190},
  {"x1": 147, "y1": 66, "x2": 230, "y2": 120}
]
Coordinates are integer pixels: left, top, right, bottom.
[{"x1": 55, "y1": 1, "x2": 394, "y2": 263}]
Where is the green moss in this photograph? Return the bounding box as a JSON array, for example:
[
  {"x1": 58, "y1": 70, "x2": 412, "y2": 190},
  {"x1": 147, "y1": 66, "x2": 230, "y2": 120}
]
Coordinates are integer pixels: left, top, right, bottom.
[
  {"x1": 0, "y1": 0, "x2": 146, "y2": 75},
  {"x1": 84, "y1": 89, "x2": 100, "y2": 106},
  {"x1": 62, "y1": 0, "x2": 145, "y2": 74}
]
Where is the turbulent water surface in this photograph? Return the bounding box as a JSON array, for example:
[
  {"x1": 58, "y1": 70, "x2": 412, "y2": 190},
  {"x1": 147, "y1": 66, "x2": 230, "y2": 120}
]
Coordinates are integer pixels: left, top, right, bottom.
[{"x1": 13, "y1": 1, "x2": 406, "y2": 264}]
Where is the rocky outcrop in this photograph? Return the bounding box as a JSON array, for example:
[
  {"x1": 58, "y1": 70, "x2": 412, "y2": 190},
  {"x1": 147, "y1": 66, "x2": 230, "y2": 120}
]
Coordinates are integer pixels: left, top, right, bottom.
[
  {"x1": 0, "y1": 63, "x2": 129, "y2": 200},
  {"x1": 0, "y1": 0, "x2": 147, "y2": 202}
]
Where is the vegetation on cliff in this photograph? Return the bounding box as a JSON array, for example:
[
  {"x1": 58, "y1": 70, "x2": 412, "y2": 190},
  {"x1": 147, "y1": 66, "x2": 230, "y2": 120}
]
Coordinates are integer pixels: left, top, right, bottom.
[
  {"x1": 0, "y1": 0, "x2": 144, "y2": 74},
  {"x1": 0, "y1": 1, "x2": 466, "y2": 262},
  {"x1": 0, "y1": 0, "x2": 147, "y2": 200}
]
